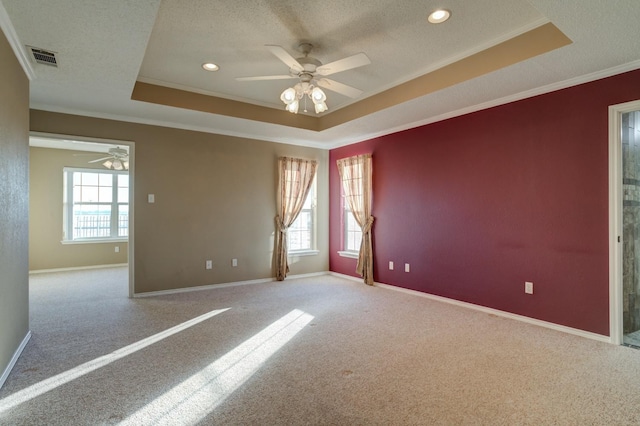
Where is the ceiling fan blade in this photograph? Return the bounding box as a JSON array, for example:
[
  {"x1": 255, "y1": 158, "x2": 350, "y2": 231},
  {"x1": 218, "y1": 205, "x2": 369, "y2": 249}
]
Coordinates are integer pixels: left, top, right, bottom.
[
  {"x1": 265, "y1": 45, "x2": 304, "y2": 73},
  {"x1": 316, "y1": 53, "x2": 371, "y2": 76},
  {"x1": 317, "y1": 78, "x2": 363, "y2": 98},
  {"x1": 236, "y1": 75, "x2": 296, "y2": 82},
  {"x1": 88, "y1": 156, "x2": 113, "y2": 163}
]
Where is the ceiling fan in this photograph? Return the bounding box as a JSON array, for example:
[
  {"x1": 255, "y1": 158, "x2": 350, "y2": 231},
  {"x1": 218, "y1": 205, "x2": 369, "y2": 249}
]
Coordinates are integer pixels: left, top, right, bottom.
[
  {"x1": 236, "y1": 43, "x2": 371, "y2": 114},
  {"x1": 78, "y1": 147, "x2": 129, "y2": 170}
]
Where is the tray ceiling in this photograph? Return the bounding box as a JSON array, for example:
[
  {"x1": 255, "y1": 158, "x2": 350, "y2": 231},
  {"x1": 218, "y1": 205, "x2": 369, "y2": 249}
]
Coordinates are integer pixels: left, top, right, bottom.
[{"x1": 2, "y1": 0, "x2": 639, "y2": 148}]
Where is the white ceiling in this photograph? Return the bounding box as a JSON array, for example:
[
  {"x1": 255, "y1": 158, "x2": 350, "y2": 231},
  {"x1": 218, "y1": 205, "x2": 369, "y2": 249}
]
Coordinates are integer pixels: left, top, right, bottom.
[{"x1": 2, "y1": 0, "x2": 640, "y2": 149}]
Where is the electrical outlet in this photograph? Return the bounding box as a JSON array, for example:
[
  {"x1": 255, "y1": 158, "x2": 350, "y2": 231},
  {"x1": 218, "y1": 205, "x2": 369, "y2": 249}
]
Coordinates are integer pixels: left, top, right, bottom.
[
  {"x1": 525, "y1": 281, "x2": 534, "y2": 294},
  {"x1": 232, "y1": 258, "x2": 238, "y2": 267},
  {"x1": 114, "y1": 246, "x2": 119, "y2": 253},
  {"x1": 405, "y1": 263, "x2": 410, "y2": 273},
  {"x1": 148, "y1": 194, "x2": 155, "y2": 203},
  {"x1": 389, "y1": 261, "x2": 394, "y2": 270},
  {"x1": 206, "y1": 260, "x2": 213, "y2": 270}
]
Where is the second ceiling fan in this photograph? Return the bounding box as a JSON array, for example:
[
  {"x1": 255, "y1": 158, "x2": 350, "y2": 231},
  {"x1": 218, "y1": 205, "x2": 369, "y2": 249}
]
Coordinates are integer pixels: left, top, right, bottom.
[{"x1": 236, "y1": 43, "x2": 371, "y2": 114}]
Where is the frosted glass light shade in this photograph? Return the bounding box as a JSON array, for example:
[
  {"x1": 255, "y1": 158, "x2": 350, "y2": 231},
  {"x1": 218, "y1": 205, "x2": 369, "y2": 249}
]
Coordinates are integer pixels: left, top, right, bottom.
[
  {"x1": 314, "y1": 102, "x2": 328, "y2": 113},
  {"x1": 112, "y1": 160, "x2": 124, "y2": 171},
  {"x1": 280, "y1": 87, "x2": 297, "y2": 104},
  {"x1": 285, "y1": 100, "x2": 299, "y2": 113},
  {"x1": 311, "y1": 87, "x2": 326, "y2": 103}
]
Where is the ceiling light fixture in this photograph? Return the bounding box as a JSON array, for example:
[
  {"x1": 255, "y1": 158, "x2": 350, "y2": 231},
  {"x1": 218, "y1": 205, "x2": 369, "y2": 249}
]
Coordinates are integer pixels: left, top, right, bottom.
[
  {"x1": 280, "y1": 81, "x2": 328, "y2": 114},
  {"x1": 202, "y1": 62, "x2": 219, "y2": 71},
  {"x1": 103, "y1": 159, "x2": 128, "y2": 171},
  {"x1": 84, "y1": 146, "x2": 129, "y2": 170},
  {"x1": 237, "y1": 43, "x2": 370, "y2": 115},
  {"x1": 428, "y1": 9, "x2": 451, "y2": 24}
]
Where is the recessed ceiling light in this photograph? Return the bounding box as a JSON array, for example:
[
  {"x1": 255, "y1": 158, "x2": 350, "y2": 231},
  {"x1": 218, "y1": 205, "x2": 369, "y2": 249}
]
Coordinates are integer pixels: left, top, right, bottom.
[
  {"x1": 202, "y1": 62, "x2": 219, "y2": 71},
  {"x1": 428, "y1": 9, "x2": 451, "y2": 24}
]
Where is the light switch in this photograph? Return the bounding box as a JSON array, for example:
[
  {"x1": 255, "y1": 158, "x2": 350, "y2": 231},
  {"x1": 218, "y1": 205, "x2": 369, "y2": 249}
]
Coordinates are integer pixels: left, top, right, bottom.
[{"x1": 148, "y1": 194, "x2": 155, "y2": 203}]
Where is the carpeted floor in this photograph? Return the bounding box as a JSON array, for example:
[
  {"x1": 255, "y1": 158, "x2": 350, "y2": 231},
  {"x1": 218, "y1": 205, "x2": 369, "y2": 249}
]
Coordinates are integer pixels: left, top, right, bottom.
[{"x1": 2, "y1": 267, "x2": 640, "y2": 425}]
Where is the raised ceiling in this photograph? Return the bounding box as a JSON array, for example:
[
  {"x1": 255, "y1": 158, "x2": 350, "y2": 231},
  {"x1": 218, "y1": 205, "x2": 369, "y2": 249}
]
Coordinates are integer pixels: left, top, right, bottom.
[{"x1": 1, "y1": 0, "x2": 639, "y2": 148}]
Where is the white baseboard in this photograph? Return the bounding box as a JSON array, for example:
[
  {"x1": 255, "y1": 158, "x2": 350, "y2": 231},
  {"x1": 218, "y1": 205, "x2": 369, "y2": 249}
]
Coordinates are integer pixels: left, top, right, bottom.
[
  {"x1": 133, "y1": 271, "x2": 327, "y2": 298},
  {"x1": 329, "y1": 272, "x2": 363, "y2": 283},
  {"x1": 329, "y1": 272, "x2": 611, "y2": 344},
  {"x1": 29, "y1": 263, "x2": 128, "y2": 275},
  {"x1": 134, "y1": 269, "x2": 610, "y2": 344},
  {"x1": 287, "y1": 271, "x2": 328, "y2": 280},
  {"x1": 0, "y1": 331, "x2": 31, "y2": 391}
]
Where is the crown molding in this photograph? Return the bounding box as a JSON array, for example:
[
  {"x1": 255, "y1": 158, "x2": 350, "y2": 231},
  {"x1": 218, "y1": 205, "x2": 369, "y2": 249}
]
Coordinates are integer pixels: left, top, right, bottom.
[
  {"x1": 0, "y1": 1, "x2": 35, "y2": 80},
  {"x1": 328, "y1": 60, "x2": 640, "y2": 149}
]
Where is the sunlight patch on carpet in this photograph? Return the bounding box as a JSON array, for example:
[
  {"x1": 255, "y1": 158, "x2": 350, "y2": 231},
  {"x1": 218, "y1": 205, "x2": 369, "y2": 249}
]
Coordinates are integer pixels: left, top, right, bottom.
[
  {"x1": 0, "y1": 308, "x2": 230, "y2": 414},
  {"x1": 119, "y1": 309, "x2": 314, "y2": 425}
]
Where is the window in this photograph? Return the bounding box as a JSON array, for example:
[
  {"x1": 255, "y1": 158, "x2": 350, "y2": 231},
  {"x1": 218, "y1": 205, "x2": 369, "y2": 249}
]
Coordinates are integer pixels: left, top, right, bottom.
[
  {"x1": 63, "y1": 168, "x2": 129, "y2": 242},
  {"x1": 344, "y1": 201, "x2": 362, "y2": 252},
  {"x1": 288, "y1": 177, "x2": 316, "y2": 253},
  {"x1": 340, "y1": 160, "x2": 364, "y2": 256},
  {"x1": 336, "y1": 154, "x2": 373, "y2": 279}
]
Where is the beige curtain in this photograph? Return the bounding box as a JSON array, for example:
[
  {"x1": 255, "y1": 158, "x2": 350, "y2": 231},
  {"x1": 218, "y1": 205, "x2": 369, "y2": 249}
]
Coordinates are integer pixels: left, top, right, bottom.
[
  {"x1": 337, "y1": 154, "x2": 374, "y2": 285},
  {"x1": 275, "y1": 157, "x2": 317, "y2": 281}
]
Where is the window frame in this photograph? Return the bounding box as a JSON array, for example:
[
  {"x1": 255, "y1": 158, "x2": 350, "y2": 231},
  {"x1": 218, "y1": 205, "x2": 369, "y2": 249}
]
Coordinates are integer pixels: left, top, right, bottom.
[
  {"x1": 287, "y1": 176, "x2": 318, "y2": 256},
  {"x1": 62, "y1": 167, "x2": 129, "y2": 244}
]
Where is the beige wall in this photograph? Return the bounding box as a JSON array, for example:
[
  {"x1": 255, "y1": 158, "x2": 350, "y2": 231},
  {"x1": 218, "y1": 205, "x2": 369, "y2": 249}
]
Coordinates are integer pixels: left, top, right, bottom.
[
  {"x1": 30, "y1": 111, "x2": 329, "y2": 293},
  {"x1": 29, "y1": 147, "x2": 129, "y2": 271},
  {"x1": 0, "y1": 31, "x2": 29, "y2": 383}
]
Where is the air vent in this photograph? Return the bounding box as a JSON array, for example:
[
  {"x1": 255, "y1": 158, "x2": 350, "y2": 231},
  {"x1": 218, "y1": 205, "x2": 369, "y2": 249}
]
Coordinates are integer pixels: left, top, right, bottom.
[{"x1": 28, "y1": 46, "x2": 58, "y2": 67}]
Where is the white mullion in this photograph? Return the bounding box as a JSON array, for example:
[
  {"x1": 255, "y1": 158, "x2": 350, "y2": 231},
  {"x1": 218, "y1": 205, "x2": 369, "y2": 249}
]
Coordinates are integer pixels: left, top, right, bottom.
[
  {"x1": 111, "y1": 173, "x2": 118, "y2": 238},
  {"x1": 66, "y1": 171, "x2": 74, "y2": 240}
]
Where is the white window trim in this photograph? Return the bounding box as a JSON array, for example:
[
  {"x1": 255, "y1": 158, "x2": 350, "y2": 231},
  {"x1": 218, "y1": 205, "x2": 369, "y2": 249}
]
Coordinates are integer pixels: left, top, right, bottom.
[
  {"x1": 61, "y1": 238, "x2": 128, "y2": 245},
  {"x1": 63, "y1": 167, "x2": 129, "y2": 243},
  {"x1": 337, "y1": 250, "x2": 359, "y2": 259},
  {"x1": 290, "y1": 249, "x2": 320, "y2": 257}
]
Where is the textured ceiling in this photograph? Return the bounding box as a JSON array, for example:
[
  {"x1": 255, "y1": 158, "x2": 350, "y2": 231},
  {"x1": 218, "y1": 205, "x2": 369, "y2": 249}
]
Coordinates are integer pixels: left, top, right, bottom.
[
  {"x1": 138, "y1": 0, "x2": 543, "y2": 112},
  {"x1": 2, "y1": 0, "x2": 640, "y2": 148}
]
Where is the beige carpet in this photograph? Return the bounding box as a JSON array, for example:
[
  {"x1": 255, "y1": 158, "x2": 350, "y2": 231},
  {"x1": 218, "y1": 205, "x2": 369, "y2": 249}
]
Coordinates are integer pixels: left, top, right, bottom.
[{"x1": 1, "y1": 267, "x2": 640, "y2": 425}]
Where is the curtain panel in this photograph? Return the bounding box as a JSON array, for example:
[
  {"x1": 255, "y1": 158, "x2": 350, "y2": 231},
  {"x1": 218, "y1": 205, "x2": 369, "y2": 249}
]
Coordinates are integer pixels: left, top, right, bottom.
[
  {"x1": 337, "y1": 154, "x2": 374, "y2": 285},
  {"x1": 275, "y1": 157, "x2": 317, "y2": 281}
]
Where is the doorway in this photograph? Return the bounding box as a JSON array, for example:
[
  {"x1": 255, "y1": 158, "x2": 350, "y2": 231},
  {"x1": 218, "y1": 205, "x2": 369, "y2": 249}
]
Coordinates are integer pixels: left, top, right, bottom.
[
  {"x1": 610, "y1": 100, "x2": 640, "y2": 346},
  {"x1": 28, "y1": 133, "x2": 135, "y2": 296}
]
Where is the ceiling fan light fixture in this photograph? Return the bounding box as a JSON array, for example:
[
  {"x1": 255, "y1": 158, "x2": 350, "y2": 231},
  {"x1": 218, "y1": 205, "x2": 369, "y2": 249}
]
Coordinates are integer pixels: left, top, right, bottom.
[
  {"x1": 123, "y1": 160, "x2": 130, "y2": 170},
  {"x1": 428, "y1": 9, "x2": 451, "y2": 24},
  {"x1": 103, "y1": 159, "x2": 113, "y2": 169}
]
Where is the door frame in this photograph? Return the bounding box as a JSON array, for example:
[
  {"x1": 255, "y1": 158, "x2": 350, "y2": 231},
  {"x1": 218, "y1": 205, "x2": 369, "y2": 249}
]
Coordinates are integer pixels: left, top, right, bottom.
[
  {"x1": 609, "y1": 99, "x2": 640, "y2": 345},
  {"x1": 29, "y1": 132, "x2": 136, "y2": 297}
]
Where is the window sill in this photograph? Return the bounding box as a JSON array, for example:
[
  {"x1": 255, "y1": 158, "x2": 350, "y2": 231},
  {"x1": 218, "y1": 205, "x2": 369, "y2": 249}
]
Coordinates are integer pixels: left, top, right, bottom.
[
  {"x1": 288, "y1": 250, "x2": 319, "y2": 257},
  {"x1": 337, "y1": 250, "x2": 359, "y2": 259},
  {"x1": 61, "y1": 239, "x2": 128, "y2": 245}
]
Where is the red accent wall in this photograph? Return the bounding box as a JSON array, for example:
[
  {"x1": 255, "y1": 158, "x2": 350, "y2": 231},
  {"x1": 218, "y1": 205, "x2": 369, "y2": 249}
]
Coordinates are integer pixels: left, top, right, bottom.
[{"x1": 330, "y1": 69, "x2": 640, "y2": 336}]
